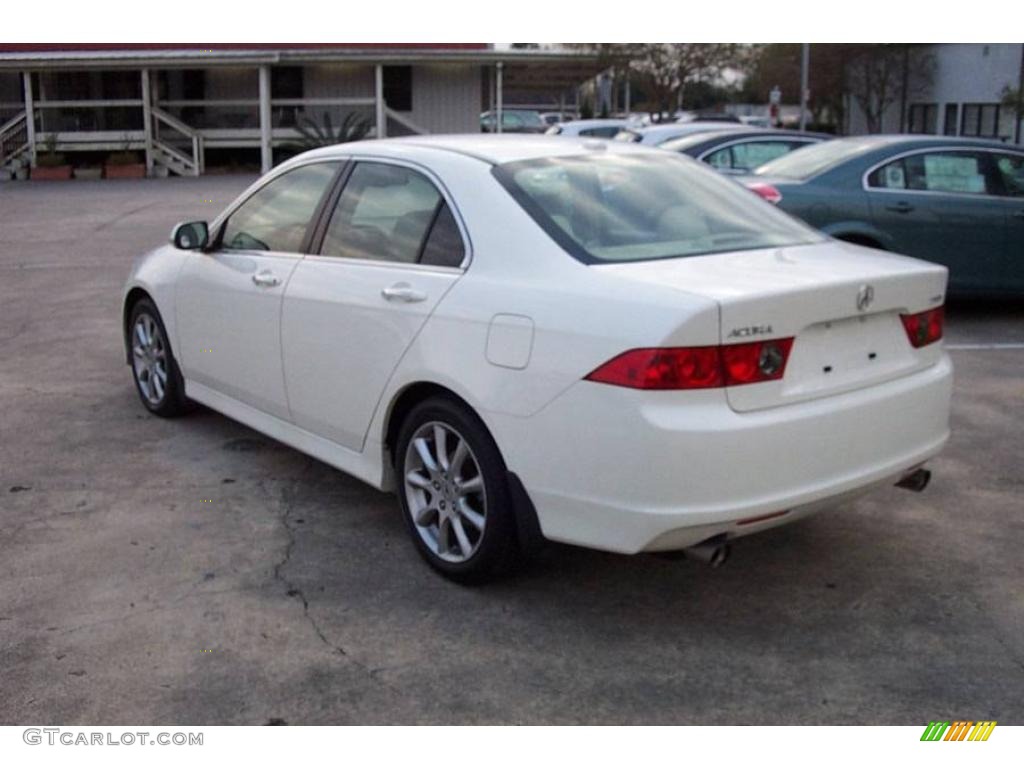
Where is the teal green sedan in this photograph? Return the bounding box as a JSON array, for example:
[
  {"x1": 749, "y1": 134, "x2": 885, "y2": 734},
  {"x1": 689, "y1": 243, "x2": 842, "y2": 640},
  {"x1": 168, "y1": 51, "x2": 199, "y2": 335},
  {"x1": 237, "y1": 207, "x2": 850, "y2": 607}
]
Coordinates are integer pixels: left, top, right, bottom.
[{"x1": 743, "y1": 136, "x2": 1024, "y2": 296}]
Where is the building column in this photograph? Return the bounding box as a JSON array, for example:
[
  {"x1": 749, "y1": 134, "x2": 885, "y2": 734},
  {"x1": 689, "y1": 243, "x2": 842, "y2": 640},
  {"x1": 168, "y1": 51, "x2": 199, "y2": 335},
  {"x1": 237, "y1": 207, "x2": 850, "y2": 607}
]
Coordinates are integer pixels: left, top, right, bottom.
[
  {"x1": 22, "y1": 71, "x2": 36, "y2": 165},
  {"x1": 624, "y1": 78, "x2": 631, "y2": 114},
  {"x1": 495, "y1": 62, "x2": 504, "y2": 134},
  {"x1": 374, "y1": 64, "x2": 386, "y2": 139},
  {"x1": 258, "y1": 65, "x2": 272, "y2": 174},
  {"x1": 140, "y1": 69, "x2": 153, "y2": 176}
]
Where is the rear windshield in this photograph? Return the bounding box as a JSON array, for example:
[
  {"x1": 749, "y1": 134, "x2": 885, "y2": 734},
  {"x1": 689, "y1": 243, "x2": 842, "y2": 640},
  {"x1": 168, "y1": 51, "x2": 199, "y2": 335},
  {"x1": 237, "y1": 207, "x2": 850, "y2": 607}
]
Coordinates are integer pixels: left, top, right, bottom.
[
  {"x1": 494, "y1": 153, "x2": 823, "y2": 264},
  {"x1": 659, "y1": 132, "x2": 732, "y2": 153},
  {"x1": 754, "y1": 137, "x2": 879, "y2": 180}
]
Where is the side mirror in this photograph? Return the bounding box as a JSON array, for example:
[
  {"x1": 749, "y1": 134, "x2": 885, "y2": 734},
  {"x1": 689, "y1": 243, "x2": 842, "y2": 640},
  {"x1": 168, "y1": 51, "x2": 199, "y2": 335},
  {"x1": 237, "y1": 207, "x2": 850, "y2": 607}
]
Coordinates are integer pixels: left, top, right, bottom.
[{"x1": 171, "y1": 221, "x2": 209, "y2": 250}]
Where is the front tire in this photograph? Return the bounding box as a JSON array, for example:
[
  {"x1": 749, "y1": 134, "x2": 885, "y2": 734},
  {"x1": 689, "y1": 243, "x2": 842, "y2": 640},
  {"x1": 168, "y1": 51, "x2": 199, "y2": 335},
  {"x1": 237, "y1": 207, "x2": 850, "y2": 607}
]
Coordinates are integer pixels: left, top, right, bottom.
[
  {"x1": 128, "y1": 298, "x2": 189, "y2": 417},
  {"x1": 395, "y1": 397, "x2": 518, "y2": 582}
]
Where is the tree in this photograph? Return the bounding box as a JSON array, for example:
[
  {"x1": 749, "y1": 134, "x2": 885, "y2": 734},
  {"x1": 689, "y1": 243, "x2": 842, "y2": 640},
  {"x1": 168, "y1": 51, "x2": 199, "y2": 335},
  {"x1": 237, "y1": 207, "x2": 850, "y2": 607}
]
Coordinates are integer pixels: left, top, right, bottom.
[
  {"x1": 572, "y1": 44, "x2": 740, "y2": 119},
  {"x1": 742, "y1": 44, "x2": 854, "y2": 132},
  {"x1": 846, "y1": 44, "x2": 933, "y2": 133},
  {"x1": 1001, "y1": 84, "x2": 1024, "y2": 143}
]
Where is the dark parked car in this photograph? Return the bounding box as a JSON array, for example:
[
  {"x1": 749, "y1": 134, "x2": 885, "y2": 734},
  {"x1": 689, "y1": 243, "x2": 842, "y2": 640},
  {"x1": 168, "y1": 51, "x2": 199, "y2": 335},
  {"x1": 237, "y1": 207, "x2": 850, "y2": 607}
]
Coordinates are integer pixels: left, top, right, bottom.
[
  {"x1": 480, "y1": 109, "x2": 547, "y2": 134},
  {"x1": 660, "y1": 129, "x2": 830, "y2": 174},
  {"x1": 742, "y1": 135, "x2": 1024, "y2": 296}
]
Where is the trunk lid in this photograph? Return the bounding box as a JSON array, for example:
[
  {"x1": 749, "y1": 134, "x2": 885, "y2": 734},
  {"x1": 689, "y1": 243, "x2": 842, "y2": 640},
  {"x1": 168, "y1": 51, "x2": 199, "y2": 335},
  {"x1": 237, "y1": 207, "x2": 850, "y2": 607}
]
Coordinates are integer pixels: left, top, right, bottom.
[{"x1": 597, "y1": 240, "x2": 948, "y2": 412}]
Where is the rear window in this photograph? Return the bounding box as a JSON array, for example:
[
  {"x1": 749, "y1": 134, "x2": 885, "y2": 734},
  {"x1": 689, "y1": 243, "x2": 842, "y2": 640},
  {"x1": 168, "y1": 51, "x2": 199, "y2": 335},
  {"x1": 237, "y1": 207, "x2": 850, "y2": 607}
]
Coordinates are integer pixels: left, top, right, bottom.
[
  {"x1": 493, "y1": 153, "x2": 822, "y2": 264},
  {"x1": 754, "y1": 138, "x2": 878, "y2": 180}
]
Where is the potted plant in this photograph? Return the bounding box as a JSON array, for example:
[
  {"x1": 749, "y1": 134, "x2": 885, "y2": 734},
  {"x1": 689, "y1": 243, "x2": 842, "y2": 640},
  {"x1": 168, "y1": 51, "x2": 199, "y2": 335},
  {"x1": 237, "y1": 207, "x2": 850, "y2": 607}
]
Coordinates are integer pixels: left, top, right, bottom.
[
  {"x1": 31, "y1": 134, "x2": 72, "y2": 180},
  {"x1": 103, "y1": 150, "x2": 146, "y2": 179},
  {"x1": 74, "y1": 165, "x2": 103, "y2": 181}
]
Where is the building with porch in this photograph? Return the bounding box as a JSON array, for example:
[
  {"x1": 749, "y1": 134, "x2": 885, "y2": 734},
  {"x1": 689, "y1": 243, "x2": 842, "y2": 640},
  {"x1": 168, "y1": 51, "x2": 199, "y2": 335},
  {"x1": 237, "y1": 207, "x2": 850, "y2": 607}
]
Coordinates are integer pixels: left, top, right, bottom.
[{"x1": 0, "y1": 44, "x2": 600, "y2": 179}]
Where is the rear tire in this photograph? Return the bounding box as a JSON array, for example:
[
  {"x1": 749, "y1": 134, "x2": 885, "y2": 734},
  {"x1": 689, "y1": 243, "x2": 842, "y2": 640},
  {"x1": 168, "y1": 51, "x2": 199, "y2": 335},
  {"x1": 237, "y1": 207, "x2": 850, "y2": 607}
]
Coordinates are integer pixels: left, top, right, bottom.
[
  {"x1": 128, "y1": 298, "x2": 189, "y2": 417},
  {"x1": 395, "y1": 397, "x2": 519, "y2": 583}
]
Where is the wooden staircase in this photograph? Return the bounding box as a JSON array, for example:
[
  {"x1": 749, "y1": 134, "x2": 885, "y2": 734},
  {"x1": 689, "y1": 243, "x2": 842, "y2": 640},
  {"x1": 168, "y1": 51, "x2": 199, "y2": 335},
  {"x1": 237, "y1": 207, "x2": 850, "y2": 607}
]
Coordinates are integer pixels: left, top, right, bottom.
[
  {"x1": 0, "y1": 111, "x2": 32, "y2": 180},
  {"x1": 151, "y1": 108, "x2": 203, "y2": 177}
]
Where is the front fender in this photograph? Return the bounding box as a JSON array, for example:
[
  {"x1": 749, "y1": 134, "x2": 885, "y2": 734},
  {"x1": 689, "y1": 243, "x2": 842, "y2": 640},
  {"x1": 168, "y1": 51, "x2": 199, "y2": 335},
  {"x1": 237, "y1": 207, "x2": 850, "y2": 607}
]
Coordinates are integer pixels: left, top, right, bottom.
[{"x1": 121, "y1": 245, "x2": 190, "y2": 363}]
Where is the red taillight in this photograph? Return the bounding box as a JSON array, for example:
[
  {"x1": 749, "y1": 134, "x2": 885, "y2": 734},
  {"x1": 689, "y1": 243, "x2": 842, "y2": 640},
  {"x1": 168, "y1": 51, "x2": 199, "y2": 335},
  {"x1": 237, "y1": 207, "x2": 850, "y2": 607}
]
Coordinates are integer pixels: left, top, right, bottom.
[
  {"x1": 746, "y1": 182, "x2": 782, "y2": 204},
  {"x1": 585, "y1": 347, "x2": 723, "y2": 390},
  {"x1": 900, "y1": 306, "x2": 944, "y2": 348},
  {"x1": 721, "y1": 338, "x2": 794, "y2": 385},
  {"x1": 585, "y1": 338, "x2": 794, "y2": 390}
]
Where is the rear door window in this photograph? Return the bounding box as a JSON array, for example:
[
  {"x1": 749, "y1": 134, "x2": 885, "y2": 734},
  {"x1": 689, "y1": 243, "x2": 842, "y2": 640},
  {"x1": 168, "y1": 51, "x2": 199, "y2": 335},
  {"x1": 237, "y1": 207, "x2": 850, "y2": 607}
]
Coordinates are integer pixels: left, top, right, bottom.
[
  {"x1": 704, "y1": 140, "x2": 803, "y2": 172},
  {"x1": 319, "y1": 162, "x2": 465, "y2": 267},
  {"x1": 869, "y1": 151, "x2": 998, "y2": 195}
]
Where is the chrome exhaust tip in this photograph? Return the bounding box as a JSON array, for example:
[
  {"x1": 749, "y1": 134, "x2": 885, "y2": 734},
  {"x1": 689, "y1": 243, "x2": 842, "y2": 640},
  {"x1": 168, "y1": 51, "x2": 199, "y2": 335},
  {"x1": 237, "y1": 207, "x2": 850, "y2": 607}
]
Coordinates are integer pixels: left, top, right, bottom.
[
  {"x1": 896, "y1": 468, "x2": 931, "y2": 493},
  {"x1": 684, "y1": 536, "x2": 731, "y2": 568}
]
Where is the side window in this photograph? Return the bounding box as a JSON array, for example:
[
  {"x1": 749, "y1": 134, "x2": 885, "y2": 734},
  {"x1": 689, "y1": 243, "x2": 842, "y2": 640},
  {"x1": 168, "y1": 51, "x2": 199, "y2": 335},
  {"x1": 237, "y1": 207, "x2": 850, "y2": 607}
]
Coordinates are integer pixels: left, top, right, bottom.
[
  {"x1": 995, "y1": 153, "x2": 1024, "y2": 197},
  {"x1": 320, "y1": 162, "x2": 448, "y2": 264},
  {"x1": 870, "y1": 152, "x2": 996, "y2": 195},
  {"x1": 704, "y1": 147, "x2": 733, "y2": 170},
  {"x1": 221, "y1": 163, "x2": 338, "y2": 252},
  {"x1": 729, "y1": 141, "x2": 795, "y2": 171},
  {"x1": 420, "y1": 203, "x2": 466, "y2": 268},
  {"x1": 912, "y1": 152, "x2": 995, "y2": 195},
  {"x1": 580, "y1": 126, "x2": 620, "y2": 138},
  {"x1": 868, "y1": 159, "x2": 909, "y2": 190}
]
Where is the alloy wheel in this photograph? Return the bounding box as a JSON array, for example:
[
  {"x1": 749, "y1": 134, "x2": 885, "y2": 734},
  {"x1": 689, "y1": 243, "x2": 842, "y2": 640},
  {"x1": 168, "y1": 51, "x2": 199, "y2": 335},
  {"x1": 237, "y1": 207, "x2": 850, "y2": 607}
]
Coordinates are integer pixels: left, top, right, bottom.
[
  {"x1": 403, "y1": 421, "x2": 487, "y2": 563},
  {"x1": 131, "y1": 313, "x2": 169, "y2": 406}
]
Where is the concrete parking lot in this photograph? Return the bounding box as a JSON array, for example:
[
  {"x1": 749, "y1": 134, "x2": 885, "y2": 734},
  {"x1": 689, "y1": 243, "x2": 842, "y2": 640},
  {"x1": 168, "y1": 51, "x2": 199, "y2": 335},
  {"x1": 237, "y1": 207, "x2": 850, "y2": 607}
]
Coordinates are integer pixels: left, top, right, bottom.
[{"x1": 1, "y1": 176, "x2": 1022, "y2": 725}]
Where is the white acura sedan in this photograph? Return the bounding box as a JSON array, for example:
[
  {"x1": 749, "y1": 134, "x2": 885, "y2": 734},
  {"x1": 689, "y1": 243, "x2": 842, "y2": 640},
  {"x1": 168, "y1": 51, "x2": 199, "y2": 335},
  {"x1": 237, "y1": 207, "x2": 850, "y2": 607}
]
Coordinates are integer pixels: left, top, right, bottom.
[{"x1": 122, "y1": 135, "x2": 952, "y2": 581}]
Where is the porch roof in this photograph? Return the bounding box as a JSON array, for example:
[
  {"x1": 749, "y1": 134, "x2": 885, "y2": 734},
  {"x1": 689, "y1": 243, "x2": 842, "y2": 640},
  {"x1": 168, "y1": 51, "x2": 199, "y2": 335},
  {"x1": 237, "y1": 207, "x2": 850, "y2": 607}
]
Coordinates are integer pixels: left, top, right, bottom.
[{"x1": 0, "y1": 46, "x2": 601, "y2": 85}]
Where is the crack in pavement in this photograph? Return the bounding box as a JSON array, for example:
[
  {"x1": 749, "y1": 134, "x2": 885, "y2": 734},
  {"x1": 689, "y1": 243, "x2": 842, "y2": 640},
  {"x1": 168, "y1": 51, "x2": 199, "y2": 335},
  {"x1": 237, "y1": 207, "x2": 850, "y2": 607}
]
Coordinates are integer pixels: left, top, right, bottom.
[
  {"x1": 266, "y1": 463, "x2": 402, "y2": 696},
  {"x1": 268, "y1": 462, "x2": 353, "y2": 659}
]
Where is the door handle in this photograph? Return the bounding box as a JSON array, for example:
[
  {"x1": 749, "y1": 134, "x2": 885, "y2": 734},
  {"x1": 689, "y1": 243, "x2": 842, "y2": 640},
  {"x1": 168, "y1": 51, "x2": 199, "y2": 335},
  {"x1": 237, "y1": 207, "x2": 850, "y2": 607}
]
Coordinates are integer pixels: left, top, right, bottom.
[
  {"x1": 381, "y1": 282, "x2": 427, "y2": 303},
  {"x1": 885, "y1": 201, "x2": 915, "y2": 214},
  {"x1": 252, "y1": 270, "x2": 280, "y2": 287}
]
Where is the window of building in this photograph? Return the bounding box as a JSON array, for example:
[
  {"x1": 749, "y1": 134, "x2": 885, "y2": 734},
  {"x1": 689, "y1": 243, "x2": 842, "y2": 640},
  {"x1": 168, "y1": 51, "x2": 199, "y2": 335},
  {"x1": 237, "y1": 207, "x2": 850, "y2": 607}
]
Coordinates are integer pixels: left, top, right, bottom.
[
  {"x1": 943, "y1": 104, "x2": 959, "y2": 136},
  {"x1": 961, "y1": 103, "x2": 1008, "y2": 139},
  {"x1": 383, "y1": 66, "x2": 413, "y2": 112},
  {"x1": 908, "y1": 103, "x2": 938, "y2": 134},
  {"x1": 271, "y1": 67, "x2": 304, "y2": 99}
]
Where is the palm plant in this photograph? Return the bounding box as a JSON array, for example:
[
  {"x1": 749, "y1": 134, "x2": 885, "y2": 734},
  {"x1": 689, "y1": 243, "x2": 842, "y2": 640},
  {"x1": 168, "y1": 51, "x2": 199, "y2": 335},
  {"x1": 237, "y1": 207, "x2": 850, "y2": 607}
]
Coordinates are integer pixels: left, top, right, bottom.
[{"x1": 286, "y1": 111, "x2": 372, "y2": 151}]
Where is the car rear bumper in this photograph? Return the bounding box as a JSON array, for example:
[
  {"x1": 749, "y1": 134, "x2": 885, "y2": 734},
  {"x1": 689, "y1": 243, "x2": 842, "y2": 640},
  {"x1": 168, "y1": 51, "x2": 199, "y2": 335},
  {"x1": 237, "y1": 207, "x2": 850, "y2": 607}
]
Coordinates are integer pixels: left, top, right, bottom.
[{"x1": 489, "y1": 353, "x2": 952, "y2": 554}]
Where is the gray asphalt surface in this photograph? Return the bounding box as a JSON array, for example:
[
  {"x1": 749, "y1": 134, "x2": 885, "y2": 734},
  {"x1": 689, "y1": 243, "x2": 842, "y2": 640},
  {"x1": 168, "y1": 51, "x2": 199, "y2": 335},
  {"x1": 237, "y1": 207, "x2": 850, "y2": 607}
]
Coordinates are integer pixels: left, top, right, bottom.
[{"x1": 1, "y1": 176, "x2": 1022, "y2": 724}]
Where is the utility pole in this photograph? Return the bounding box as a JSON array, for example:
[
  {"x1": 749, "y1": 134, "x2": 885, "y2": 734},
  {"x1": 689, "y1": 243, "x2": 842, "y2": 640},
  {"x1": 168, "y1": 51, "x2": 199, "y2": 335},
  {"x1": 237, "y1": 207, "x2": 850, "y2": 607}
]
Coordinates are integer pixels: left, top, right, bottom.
[{"x1": 799, "y1": 44, "x2": 810, "y2": 132}]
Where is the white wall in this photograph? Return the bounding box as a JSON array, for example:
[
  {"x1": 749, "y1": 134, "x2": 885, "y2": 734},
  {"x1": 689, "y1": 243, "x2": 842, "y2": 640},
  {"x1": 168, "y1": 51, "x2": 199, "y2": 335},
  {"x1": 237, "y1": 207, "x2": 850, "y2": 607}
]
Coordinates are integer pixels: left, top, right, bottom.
[
  {"x1": 405, "y1": 64, "x2": 480, "y2": 133},
  {"x1": 846, "y1": 43, "x2": 1023, "y2": 141}
]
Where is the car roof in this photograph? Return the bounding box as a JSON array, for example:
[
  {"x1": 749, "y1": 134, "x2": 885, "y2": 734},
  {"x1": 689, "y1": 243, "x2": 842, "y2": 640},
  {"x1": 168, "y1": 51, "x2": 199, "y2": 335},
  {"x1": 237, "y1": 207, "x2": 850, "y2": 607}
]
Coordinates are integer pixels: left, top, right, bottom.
[
  {"x1": 823, "y1": 134, "x2": 1017, "y2": 152},
  {"x1": 299, "y1": 133, "x2": 655, "y2": 166},
  {"x1": 557, "y1": 118, "x2": 630, "y2": 128},
  {"x1": 633, "y1": 122, "x2": 744, "y2": 137}
]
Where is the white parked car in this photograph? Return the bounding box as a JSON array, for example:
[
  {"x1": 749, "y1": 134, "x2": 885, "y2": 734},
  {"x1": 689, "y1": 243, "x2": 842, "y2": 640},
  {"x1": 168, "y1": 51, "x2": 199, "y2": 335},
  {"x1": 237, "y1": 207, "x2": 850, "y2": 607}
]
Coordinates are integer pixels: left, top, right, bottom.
[
  {"x1": 545, "y1": 118, "x2": 637, "y2": 139},
  {"x1": 615, "y1": 121, "x2": 747, "y2": 146},
  {"x1": 123, "y1": 135, "x2": 952, "y2": 581}
]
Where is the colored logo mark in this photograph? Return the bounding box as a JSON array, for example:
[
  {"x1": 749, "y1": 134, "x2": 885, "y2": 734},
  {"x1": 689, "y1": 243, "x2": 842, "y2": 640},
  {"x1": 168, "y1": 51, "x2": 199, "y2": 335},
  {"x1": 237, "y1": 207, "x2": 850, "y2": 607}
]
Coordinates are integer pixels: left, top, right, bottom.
[{"x1": 920, "y1": 721, "x2": 996, "y2": 741}]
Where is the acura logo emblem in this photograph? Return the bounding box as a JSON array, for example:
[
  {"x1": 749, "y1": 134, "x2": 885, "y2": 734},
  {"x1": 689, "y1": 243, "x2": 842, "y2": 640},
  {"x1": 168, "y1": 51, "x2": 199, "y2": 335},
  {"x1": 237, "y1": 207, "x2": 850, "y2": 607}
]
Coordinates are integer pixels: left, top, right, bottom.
[{"x1": 856, "y1": 284, "x2": 875, "y2": 312}]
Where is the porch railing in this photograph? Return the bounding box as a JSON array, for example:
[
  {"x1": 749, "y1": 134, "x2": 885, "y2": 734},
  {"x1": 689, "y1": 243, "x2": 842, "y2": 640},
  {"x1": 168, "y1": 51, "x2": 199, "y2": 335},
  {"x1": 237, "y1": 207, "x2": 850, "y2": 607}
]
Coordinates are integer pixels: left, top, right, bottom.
[
  {"x1": 0, "y1": 111, "x2": 30, "y2": 169},
  {"x1": 151, "y1": 107, "x2": 203, "y2": 176}
]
